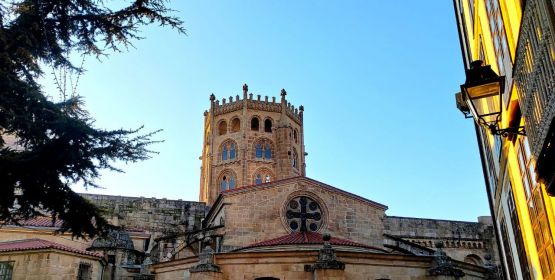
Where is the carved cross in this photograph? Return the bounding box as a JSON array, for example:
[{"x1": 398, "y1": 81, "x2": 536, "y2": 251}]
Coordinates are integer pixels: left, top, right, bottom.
[{"x1": 287, "y1": 197, "x2": 321, "y2": 232}]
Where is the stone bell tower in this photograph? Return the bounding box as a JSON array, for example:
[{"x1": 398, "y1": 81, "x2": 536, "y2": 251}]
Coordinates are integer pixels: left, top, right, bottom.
[{"x1": 199, "y1": 84, "x2": 306, "y2": 205}]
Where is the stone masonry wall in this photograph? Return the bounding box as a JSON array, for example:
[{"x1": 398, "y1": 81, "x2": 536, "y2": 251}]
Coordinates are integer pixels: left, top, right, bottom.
[
  {"x1": 81, "y1": 194, "x2": 207, "y2": 237},
  {"x1": 217, "y1": 177, "x2": 386, "y2": 250},
  {"x1": 384, "y1": 216, "x2": 499, "y2": 265},
  {"x1": 0, "y1": 251, "x2": 103, "y2": 280}
]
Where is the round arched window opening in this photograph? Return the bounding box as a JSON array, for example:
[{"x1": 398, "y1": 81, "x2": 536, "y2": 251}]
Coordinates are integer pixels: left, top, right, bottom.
[
  {"x1": 219, "y1": 172, "x2": 236, "y2": 191},
  {"x1": 285, "y1": 196, "x2": 323, "y2": 232},
  {"x1": 264, "y1": 119, "x2": 272, "y2": 133},
  {"x1": 231, "y1": 118, "x2": 240, "y2": 133},
  {"x1": 218, "y1": 120, "x2": 227, "y2": 135},
  {"x1": 251, "y1": 117, "x2": 260, "y2": 131}
]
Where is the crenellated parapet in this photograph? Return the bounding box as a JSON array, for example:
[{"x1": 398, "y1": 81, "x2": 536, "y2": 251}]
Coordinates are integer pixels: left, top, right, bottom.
[
  {"x1": 285, "y1": 102, "x2": 302, "y2": 125},
  {"x1": 210, "y1": 85, "x2": 303, "y2": 125},
  {"x1": 246, "y1": 98, "x2": 281, "y2": 114}
]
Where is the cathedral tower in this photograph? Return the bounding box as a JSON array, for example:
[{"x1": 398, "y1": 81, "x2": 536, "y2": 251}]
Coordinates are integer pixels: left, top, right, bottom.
[{"x1": 199, "y1": 84, "x2": 306, "y2": 205}]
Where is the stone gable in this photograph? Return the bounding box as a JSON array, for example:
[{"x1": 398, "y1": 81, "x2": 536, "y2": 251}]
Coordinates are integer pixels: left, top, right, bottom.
[{"x1": 207, "y1": 177, "x2": 387, "y2": 251}]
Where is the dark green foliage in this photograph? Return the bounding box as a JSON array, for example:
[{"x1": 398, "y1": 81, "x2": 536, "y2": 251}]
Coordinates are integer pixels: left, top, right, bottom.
[{"x1": 0, "y1": 0, "x2": 184, "y2": 238}]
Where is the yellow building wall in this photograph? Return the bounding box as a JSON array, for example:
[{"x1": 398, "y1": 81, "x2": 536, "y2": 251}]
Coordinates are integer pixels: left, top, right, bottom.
[{"x1": 459, "y1": 0, "x2": 555, "y2": 278}]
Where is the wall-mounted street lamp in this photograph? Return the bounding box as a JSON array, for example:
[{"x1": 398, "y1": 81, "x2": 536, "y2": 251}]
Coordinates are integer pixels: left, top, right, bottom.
[{"x1": 456, "y1": 60, "x2": 525, "y2": 137}]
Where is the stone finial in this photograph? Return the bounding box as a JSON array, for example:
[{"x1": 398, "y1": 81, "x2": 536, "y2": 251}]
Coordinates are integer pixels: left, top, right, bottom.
[
  {"x1": 299, "y1": 105, "x2": 304, "y2": 111},
  {"x1": 243, "y1": 83, "x2": 248, "y2": 93},
  {"x1": 209, "y1": 93, "x2": 215, "y2": 101},
  {"x1": 190, "y1": 241, "x2": 220, "y2": 273},
  {"x1": 483, "y1": 253, "x2": 502, "y2": 280},
  {"x1": 427, "y1": 241, "x2": 465, "y2": 277},
  {"x1": 304, "y1": 233, "x2": 345, "y2": 272},
  {"x1": 281, "y1": 88, "x2": 287, "y2": 97}
]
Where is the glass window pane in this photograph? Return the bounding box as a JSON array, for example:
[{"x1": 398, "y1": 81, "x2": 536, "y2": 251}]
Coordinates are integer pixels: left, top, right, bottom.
[
  {"x1": 529, "y1": 164, "x2": 537, "y2": 186},
  {"x1": 255, "y1": 175, "x2": 262, "y2": 185},
  {"x1": 230, "y1": 144, "x2": 236, "y2": 159},
  {"x1": 229, "y1": 177, "x2": 235, "y2": 189},
  {"x1": 264, "y1": 145, "x2": 272, "y2": 159},
  {"x1": 221, "y1": 176, "x2": 227, "y2": 191},
  {"x1": 222, "y1": 145, "x2": 228, "y2": 161},
  {"x1": 256, "y1": 144, "x2": 262, "y2": 158}
]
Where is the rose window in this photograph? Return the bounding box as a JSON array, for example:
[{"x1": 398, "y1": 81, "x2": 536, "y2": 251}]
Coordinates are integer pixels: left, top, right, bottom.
[{"x1": 286, "y1": 196, "x2": 323, "y2": 232}]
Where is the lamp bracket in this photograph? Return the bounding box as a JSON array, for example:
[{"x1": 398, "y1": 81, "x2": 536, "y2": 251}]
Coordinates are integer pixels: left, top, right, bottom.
[{"x1": 489, "y1": 125, "x2": 526, "y2": 137}]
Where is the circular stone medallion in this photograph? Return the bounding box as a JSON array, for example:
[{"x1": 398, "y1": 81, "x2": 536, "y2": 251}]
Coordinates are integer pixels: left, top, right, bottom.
[{"x1": 285, "y1": 196, "x2": 323, "y2": 232}]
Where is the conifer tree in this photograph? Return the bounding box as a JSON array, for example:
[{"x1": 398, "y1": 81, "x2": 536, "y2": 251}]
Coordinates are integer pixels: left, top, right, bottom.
[{"x1": 0, "y1": 0, "x2": 185, "y2": 238}]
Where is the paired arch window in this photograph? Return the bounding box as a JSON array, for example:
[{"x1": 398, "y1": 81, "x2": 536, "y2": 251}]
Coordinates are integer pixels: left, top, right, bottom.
[
  {"x1": 221, "y1": 141, "x2": 237, "y2": 161},
  {"x1": 219, "y1": 171, "x2": 237, "y2": 191},
  {"x1": 251, "y1": 117, "x2": 260, "y2": 131},
  {"x1": 231, "y1": 118, "x2": 240, "y2": 133},
  {"x1": 264, "y1": 119, "x2": 272, "y2": 133},
  {"x1": 255, "y1": 140, "x2": 273, "y2": 160},
  {"x1": 218, "y1": 121, "x2": 227, "y2": 135},
  {"x1": 254, "y1": 169, "x2": 273, "y2": 185}
]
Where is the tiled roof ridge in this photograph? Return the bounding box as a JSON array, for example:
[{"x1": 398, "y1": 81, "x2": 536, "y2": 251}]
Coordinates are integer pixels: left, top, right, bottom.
[
  {"x1": 0, "y1": 238, "x2": 103, "y2": 258},
  {"x1": 240, "y1": 231, "x2": 387, "y2": 252}
]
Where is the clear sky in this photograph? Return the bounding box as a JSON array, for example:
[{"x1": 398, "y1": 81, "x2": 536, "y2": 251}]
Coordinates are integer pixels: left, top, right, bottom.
[{"x1": 44, "y1": 0, "x2": 490, "y2": 222}]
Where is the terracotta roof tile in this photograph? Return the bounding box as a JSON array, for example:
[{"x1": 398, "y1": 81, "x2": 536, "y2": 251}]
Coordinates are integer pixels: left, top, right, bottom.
[
  {"x1": 0, "y1": 239, "x2": 103, "y2": 258},
  {"x1": 4, "y1": 216, "x2": 63, "y2": 228},
  {"x1": 242, "y1": 231, "x2": 386, "y2": 252}
]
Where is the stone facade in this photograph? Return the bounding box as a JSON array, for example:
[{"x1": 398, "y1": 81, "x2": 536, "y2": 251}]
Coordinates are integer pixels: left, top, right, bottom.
[
  {"x1": 205, "y1": 177, "x2": 387, "y2": 250},
  {"x1": 199, "y1": 85, "x2": 305, "y2": 205},
  {"x1": 0, "y1": 194, "x2": 208, "y2": 280},
  {"x1": 152, "y1": 251, "x2": 490, "y2": 280},
  {"x1": 0, "y1": 250, "x2": 103, "y2": 280},
  {"x1": 384, "y1": 216, "x2": 499, "y2": 265},
  {"x1": 0, "y1": 86, "x2": 501, "y2": 279},
  {"x1": 147, "y1": 88, "x2": 501, "y2": 279},
  {"x1": 81, "y1": 194, "x2": 207, "y2": 236}
]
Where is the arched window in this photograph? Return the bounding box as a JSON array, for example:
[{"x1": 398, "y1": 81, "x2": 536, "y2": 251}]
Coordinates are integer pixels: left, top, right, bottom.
[
  {"x1": 218, "y1": 120, "x2": 227, "y2": 135},
  {"x1": 231, "y1": 118, "x2": 240, "y2": 133},
  {"x1": 254, "y1": 139, "x2": 273, "y2": 160},
  {"x1": 222, "y1": 145, "x2": 228, "y2": 161},
  {"x1": 293, "y1": 129, "x2": 298, "y2": 144},
  {"x1": 255, "y1": 144, "x2": 263, "y2": 158},
  {"x1": 253, "y1": 169, "x2": 273, "y2": 185},
  {"x1": 220, "y1": 140, "x2": 238, "y2": 162},
  {"x1": 229, "y1": 143, "x2": 236, "y2": 159},
  {"x1": 219, "y1": 171, "x2": 237, "y2": 191},
  {"x1": 264, "y1": 119, "x2": 272, "y2": 133},
  {"x1": 251, "y1": 117, "x2": 260, "y2": 131},
  {"x1": 463, "y1": 254, "x2": 483, "y2": 266},
  {"x1": 264, "y1": 144, "x2": 272, "y2": 159}
]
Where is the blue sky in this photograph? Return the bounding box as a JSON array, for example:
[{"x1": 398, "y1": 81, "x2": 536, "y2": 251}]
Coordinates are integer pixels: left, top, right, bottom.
[{"x1": 46, "y1": 1, "x2": 489, "y2": 221}]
